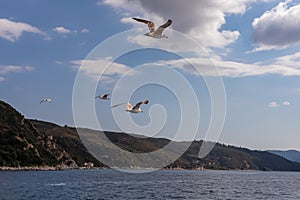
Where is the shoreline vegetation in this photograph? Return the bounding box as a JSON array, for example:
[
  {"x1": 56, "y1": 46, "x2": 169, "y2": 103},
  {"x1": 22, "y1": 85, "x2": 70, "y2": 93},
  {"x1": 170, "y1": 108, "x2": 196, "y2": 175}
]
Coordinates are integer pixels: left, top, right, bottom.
[{"x1": 2, "y1": 99, "x2": 300, "y2": 172}]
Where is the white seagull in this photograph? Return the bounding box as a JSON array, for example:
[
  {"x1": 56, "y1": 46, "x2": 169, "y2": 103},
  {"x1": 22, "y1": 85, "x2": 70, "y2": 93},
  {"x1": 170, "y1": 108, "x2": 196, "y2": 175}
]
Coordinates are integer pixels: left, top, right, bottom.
[
  {"x1": 40, "y1": 98, "x2": 52, "y2": 104},
  {"x1": 112, "y1": 100, "x2": 149, "y2": 113},
  {"x1": 95, "y1": 93, "x2": 110, "y2": 100},
  {"x1": 132, "y1": 17, "x2": 172, "y2": 39}
]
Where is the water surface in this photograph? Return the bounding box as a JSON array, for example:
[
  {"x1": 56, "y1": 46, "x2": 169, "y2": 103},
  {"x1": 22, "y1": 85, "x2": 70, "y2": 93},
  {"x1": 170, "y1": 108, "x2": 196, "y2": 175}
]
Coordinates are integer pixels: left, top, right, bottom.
[{"x1": 1, "y1": 170, "x2": 300, "y2": 199}]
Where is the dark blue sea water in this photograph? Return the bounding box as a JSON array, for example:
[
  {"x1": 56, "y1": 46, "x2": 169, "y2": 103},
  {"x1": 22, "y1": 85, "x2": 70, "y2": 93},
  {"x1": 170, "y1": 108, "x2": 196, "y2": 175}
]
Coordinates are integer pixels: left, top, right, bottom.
[{"x1": 1, "y1": 169, "x2": 300, "y2": 200}]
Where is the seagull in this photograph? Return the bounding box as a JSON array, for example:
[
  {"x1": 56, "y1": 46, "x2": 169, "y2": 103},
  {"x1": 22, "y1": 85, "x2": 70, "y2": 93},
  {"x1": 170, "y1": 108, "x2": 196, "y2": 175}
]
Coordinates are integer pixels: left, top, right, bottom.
[
  {"x1": 132, "y1": 17, "x2": 172, "y2": 39},
  {"x1": 95, "y1": 93, "x2": 110, "y2": 100},
  {"x1": 112, "y1": 100, "x2": 149, "y2": 113},
  {"x1": 40, "y1": 98, "x2": 52, "y2": 104}
]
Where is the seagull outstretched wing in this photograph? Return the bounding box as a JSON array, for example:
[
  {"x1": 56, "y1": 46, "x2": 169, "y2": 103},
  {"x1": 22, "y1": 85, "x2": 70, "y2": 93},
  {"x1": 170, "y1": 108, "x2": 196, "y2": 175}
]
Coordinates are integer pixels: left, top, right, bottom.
[
  {"x1": 155, "y1": 19, "x2": 172, "y2": 36},
  {"x1": 132, "y1": 102, "x2": 143, "y2": 110},
  {"x1": 40, "y1": 98, "x2": 52, "y2": 104},
  {"x1": 132, "y1": 17, "x2": 156, "y2": 33},
  {"x1": 132, "y1": 100, "x2": 149, "y2": 110},
  {"x1": 96, "y1": 93, "x2": 110, "y2": 99},
  {"x1": 111, "y1": 102, "x2": 132, "y2": 110},
  {"x1": 111, "y1": 102, "x2": 125, "y2": 108}
]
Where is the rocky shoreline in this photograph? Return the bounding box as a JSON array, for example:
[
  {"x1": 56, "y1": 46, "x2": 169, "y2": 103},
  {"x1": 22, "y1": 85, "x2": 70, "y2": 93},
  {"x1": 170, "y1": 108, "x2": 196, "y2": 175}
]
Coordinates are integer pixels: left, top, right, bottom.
[
  {"x1": 0, "y1": 165, "x2": 208, "y2": 171},
  {"x1": 0, "y1": 166, "x2": 59, "y2": 171},
  {"x1": 0, "y1": 166, "x2": 107, "y2": 171}
]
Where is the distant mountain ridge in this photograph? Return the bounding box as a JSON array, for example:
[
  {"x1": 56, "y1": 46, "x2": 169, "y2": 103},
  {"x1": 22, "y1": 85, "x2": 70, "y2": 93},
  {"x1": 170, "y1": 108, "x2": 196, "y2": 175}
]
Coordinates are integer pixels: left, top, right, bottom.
[
  {"x1": 268, "y1": 150, "x2": 300, "y2": 163},
  {"x1": 1, "y1": 99, "x2": 300, "y2": 171}
]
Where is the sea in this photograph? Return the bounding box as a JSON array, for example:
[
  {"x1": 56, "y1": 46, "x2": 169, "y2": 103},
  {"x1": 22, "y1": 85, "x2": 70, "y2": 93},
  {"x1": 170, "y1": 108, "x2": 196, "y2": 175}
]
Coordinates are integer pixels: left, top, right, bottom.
[{"x1": 1, "y1": 169, "x2": 300, "y2": 200}]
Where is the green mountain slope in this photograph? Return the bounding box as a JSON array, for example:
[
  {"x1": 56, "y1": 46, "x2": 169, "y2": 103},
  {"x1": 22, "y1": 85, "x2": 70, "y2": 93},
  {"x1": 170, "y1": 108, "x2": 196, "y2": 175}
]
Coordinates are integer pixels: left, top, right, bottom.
[
  {"x1": 0, "y1": 100, "x2": 58, "y2": 167},
  {"x1": 1, "y1": 99, "x2": 300, "y2": 171},
  {"x1": 30, "y1": 120, "x2": 105, "y2": 167}
]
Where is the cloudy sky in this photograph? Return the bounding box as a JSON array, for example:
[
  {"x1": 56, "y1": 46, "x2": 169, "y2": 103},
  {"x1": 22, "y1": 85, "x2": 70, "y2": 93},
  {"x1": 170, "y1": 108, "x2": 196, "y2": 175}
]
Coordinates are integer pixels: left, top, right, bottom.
[{"x1": 1, "y1": 0, "x2": 300, "y2": 151}]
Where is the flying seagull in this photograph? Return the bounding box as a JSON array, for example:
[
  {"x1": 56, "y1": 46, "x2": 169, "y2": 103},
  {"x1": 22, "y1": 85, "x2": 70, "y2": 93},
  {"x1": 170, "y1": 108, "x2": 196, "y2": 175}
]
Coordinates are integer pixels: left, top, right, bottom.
[
  {"x1": 40, "y1": 98, "x2": 52, "y2": 104},
  {"x1": 112, "y1": 100, "x2": 149, "y2": 113},
  {"x1": 132, "y1": 17, "x2": 172, "y2": 39},
  {"x1": 95, "y1": 93, "x2": 110, "y2": 100}
]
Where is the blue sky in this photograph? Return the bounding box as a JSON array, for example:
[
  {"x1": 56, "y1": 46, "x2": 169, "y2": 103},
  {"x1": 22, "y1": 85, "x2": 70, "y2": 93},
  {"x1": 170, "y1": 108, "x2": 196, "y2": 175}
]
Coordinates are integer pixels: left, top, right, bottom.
[{"x1": 1, "y1": 0, "x2": 300, "y2": 151}]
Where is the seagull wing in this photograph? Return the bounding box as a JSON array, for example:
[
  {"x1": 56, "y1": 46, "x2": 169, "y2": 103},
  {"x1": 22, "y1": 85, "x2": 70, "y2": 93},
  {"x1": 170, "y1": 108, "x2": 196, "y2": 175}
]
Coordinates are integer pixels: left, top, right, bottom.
[
  {"x1": 112, "y1": 102, "x2": 133, "y2": 110},
  {"x1": 132, "y1": 101, "x2": 144, "y2": 110},
  {"x1": 155, "y1": 19, "x2": 172, "y2": 35},
  {"x1": 40, "y1": 98, "x2": 51, "y2": 103},
  {"x1": 132, "y1": 100, "x2": 149, "y2": 110},
  {"x1": 132, "y1": 17, "x2": 156, "y2": 33},
  {"x1": 111, "y1": 102, "x2": 125, "y2": 108},
  {"x1": 111, "y1": 102, "x2": 131, "y2": 109},
  {"x1": 101, "y1": 93, "x2": 110, "y2": 99}
]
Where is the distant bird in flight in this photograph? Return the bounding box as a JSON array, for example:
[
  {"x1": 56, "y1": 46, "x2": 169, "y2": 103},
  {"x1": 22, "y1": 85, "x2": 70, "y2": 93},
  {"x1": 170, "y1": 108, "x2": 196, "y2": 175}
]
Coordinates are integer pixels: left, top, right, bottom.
[
  {"x1": 40, "y1": 98, "x2": 52, "y2": 104},
  {"x1": 132, "y1": 17, "x2": 172, "y2": 39},
  {"x1": 96, "y1": 93, "x2": 110, "y2": 100},
  {"x1": 112, "y1": 100, "x2": 149, "y2": 113}
]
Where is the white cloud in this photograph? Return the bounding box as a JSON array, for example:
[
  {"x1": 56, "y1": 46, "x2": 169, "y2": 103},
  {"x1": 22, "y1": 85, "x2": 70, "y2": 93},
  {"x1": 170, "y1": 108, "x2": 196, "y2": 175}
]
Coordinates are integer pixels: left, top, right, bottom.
[
  {"x1": 73, "y1": 49, "x2": 300, "y2": 80},
  {"x1": 52, "y1": 26, "x2": 89, "y2": 35},
  {"x1": 274, "y1": 52, "x2": 300, "y2": 68},
  {"x1": 81, "y1": 28, "x2": 89, "y2": 33},
  {"x1": 0, "y1": 18, "x2": 45, "y2": 42},
  {"x1": 0, "y1": 65, "x2": 34, "y2": 81},
  {"x1": 154, "y1": 51, "x2": 300, "y2": 77},
  {"x1": 252, "y1": 0, "x2": 300, "y2": 51},
  {"x1": 268, "y1": 100, "x2": 290, "y2": 108},
  {"x1": 52, "y1": 26, "x2": 71, "y2": 34},
  {"x1": 71, "y1": 58, "x2": 137, "y2": 84},
  {"x1": 0, "y1": 65, "x2": 34, "y2": 74},
  {"x1": 268, "y1": 101, "x2": 280, "y2": 108},
  {"x1": 102, "y1": 0, "x2": 253, "y2": 48},
  {"x1": 55, "y1": 61, "x2": 63, "y2": 65},
  {"x1": 100, "y1": 0, "x2": 144, "y2": 13},
  {"x1": 283, "y1": 101, "x2": 290, "y2": 106},
  {"x1": 120, "y1": 17, "x2": 134, "y2": 24}
]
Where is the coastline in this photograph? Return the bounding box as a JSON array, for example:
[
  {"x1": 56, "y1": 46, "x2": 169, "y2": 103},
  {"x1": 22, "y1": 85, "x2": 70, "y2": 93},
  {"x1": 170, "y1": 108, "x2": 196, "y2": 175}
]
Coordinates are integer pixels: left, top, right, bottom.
[
  {"x1": 0, "y1": 166, "x2": 59, "y2": 171},
  {"x1": 0, "y1": 166, "x2": 204, "y2": 171},
  {"x1": 0, "y1": 166, "x2": 106, "y2": 171},
  {"x1": 0, "y1": 166, "x2": 261, "y2": 172}
]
